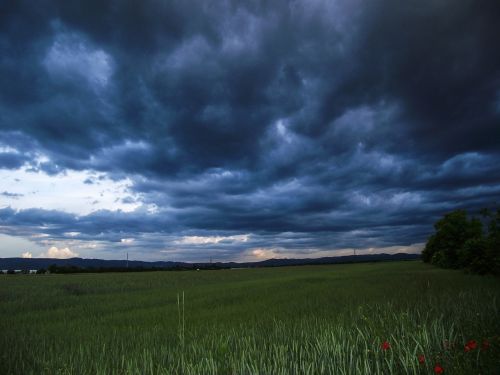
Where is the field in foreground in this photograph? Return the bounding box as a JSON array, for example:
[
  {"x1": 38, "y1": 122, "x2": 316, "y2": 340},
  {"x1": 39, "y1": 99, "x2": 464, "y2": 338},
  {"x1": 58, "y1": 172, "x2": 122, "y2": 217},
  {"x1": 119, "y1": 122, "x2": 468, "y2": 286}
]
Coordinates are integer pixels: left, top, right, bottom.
[{"x1": 1, "y1": 261, "x2": 499, "y2": 374}]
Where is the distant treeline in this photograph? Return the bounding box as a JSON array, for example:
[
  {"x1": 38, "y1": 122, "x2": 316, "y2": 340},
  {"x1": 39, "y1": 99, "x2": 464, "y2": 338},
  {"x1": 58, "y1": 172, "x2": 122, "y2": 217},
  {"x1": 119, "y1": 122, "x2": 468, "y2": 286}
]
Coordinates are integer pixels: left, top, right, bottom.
[
  {"x1": 422, "y1": 208, "x2": 499, "y2": 275},
  {"x1": 0, "y1": 253, "x2": 420, "y2": 274},
  {"x1": 39, "y1": 264, "x2": 230, "y2": 274}
]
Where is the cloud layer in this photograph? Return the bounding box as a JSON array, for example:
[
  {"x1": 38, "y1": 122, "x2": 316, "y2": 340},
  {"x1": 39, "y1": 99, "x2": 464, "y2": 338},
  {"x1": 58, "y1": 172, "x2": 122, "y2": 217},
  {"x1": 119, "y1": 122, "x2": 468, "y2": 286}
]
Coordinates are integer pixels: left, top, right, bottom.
[{"x1": 1, "y1": 0, "x2": 499, "y2": 261}]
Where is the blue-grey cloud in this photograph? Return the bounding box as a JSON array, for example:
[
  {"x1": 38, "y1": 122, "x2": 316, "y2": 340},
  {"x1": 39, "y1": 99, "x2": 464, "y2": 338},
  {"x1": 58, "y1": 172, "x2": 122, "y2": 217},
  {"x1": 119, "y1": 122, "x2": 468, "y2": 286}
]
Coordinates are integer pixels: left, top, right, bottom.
[{"x1": 0, "y1": 0, "x2": 499, "y2": 260}]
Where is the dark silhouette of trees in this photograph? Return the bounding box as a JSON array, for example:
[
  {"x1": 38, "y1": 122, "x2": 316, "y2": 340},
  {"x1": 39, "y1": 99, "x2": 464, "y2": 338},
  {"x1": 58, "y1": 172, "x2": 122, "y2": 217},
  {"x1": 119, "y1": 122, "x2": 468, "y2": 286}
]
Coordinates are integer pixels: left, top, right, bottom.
[{"x1": 422, "y1": 208, "x2": 500, "y2": 275}]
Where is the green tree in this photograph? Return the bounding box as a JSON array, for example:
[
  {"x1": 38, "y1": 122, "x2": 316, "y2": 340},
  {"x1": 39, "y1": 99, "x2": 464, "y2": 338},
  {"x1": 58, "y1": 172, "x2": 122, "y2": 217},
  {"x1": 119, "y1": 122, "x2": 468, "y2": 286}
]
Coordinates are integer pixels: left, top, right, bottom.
[
  {"x1": 424, "y1": 208, "x2": 500, "y2": 275},
  {"x1": 484, "y1": 208, "x2": 500, "y2": 275},
  {"x1": 422, "y1": 233, "x2": 437, "y2": 263},
  {"x1": 422, "y1": 210, "x2": 482, "y2": 268},
  {"x1": 458, "y1": 237, "x2": 488, "y2": 273},
  {"x1": 48, "y1": 264, "x2": 58, "y2": 274}
]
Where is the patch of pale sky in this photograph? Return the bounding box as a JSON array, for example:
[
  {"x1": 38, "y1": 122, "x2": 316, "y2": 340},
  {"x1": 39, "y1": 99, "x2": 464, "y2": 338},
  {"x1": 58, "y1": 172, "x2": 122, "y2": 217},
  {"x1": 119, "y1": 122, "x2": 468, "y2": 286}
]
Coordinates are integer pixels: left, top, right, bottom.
[
  {"x1": 0, "y1": 233, "x2": 45, "y2": 258},
  {"x1": 0, "y1": 168, "x2": 140, "y2": 215}
]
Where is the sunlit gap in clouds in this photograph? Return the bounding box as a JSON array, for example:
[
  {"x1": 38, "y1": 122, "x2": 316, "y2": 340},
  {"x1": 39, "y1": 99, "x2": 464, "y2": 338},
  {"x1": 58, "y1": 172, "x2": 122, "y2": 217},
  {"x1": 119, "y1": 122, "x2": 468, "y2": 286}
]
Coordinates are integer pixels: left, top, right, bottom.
[{"x1": 0, "y1": 168, "x2": 139, "y2": 215}]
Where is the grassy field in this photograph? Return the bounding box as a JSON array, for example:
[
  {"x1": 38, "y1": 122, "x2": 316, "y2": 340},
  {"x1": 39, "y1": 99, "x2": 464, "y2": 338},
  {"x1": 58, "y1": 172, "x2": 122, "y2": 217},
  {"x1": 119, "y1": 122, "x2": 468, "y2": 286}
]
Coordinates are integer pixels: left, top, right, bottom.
[{"x1": 0, "y1": 261, "x2": 499, "y2": 374}]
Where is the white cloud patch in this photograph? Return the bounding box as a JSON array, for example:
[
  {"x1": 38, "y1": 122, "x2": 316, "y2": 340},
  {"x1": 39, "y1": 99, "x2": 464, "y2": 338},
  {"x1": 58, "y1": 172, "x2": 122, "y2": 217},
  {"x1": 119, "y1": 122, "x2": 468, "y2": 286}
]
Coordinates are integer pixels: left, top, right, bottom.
[
  {"x1": 64, "y1": 232, "x2": 81, "y2": 237},
  {"x1": 41, "y1": 246, "x2": 79, "y2": 259},
  {"x1": 176, "y1": 234, "x2": 250, "y2": 245},
  {"x1": 21, "y1": 251, "x2": 32, "y2": 258},
  {"x1": 0, "y1": 146, "x2": 20, "y2": 154},
  {"x1": 0, "y1": 168, "x2": 140, "y2": 215}
]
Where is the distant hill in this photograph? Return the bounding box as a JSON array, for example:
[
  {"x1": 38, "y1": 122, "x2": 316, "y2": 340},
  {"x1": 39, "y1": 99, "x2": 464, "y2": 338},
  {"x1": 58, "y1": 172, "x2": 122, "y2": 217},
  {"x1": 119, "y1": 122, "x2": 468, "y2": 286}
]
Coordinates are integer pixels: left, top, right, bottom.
[
  {"x1": 249, "y1": 253, "x2": 420, "y2": 267},
  {"x1": 0, "y1": 253, "x2": 420, "y2": 271}
]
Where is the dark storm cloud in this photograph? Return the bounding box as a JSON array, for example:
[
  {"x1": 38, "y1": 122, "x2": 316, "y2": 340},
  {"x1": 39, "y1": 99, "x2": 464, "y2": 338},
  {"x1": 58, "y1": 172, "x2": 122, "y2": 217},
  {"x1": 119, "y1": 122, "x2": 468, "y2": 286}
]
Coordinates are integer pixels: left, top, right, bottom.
[
  {"x1": 1, "y1": 0, "x2": 500, "y2": 258},
  {"x1": 0, "y1": 152, "x2": 29, "y2": 169}
]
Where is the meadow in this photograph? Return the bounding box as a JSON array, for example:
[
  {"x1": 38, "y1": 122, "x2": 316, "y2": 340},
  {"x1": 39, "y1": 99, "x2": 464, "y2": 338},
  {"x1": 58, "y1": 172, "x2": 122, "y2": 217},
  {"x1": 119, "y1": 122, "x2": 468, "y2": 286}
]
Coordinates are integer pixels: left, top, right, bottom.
[{"x1": 0, "y1": 261, "x2": 498, "y2": 374}]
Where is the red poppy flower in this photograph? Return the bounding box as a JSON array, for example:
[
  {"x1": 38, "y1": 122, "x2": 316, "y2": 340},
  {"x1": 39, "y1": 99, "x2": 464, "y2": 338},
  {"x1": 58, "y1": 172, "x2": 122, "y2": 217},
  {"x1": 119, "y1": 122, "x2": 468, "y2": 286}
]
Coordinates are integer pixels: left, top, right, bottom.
[
  {"x1": 467, "y1": 340, "x2": 477, "y2": 350},
  {"x1": 481, "y1": 340, "x2": 490, "y2": 350},
  {"x1": 381, "y1": 341, "x2": 390, "y2": 351},
  {"x1": 464, "y1": 339, "x2": 477, "y2": 352},
  {"x1": 418, "y1": 354, "x2": 425, "y2": 364},
  {"x1": 434, "y1": 364, "x2": 444, "y2": 374}
]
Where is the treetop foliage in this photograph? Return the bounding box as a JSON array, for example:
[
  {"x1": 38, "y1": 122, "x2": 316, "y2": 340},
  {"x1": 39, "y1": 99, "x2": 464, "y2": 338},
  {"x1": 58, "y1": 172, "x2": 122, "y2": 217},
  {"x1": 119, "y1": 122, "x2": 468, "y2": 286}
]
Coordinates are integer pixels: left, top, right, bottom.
[{"x1": 422, "y1": 208, "x2": 500, "y2": 275}]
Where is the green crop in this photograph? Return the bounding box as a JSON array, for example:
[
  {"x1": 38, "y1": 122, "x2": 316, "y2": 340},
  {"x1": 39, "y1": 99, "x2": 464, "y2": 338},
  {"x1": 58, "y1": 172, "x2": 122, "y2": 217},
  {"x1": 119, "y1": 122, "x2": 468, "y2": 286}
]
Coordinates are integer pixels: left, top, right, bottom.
[{"x1": 1, "y1": 261, "x2": 498, "y2": 374}]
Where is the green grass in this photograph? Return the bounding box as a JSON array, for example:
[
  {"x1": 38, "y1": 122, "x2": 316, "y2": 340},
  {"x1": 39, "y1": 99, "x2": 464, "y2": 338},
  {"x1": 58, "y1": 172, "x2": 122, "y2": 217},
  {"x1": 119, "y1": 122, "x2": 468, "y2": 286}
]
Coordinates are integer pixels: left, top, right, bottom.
[{"x1": 1, "y1": 261, "x2": 499, "y2": 374}]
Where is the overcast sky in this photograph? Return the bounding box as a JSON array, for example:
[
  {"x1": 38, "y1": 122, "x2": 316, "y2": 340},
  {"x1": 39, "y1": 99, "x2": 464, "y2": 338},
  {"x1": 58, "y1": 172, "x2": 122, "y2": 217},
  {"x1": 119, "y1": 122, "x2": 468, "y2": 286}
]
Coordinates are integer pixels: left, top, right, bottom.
[{"x1": 1, "y1": 0, "x2": 499, "y2": 262}]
